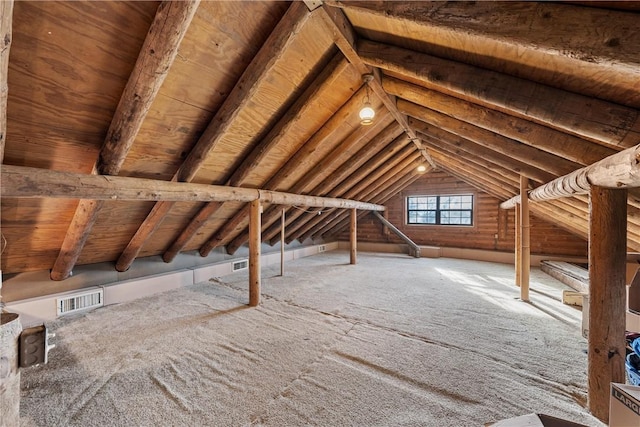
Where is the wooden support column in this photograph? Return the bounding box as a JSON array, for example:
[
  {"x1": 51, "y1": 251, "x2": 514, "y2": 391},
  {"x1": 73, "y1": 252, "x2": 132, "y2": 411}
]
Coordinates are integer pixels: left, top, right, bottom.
[
  {"x1": 280, "y1": 207, "x2": 285, "y2": 277},
  {"x1": 519, "y1": 176, "x2": 530, "y2": 301},
  {"x1": 249, "y1": 200, "x2": 261, "y2": 307},
  {"x1": 0, "y1": 0, "x2": 14, "y2": 164},
  {"x1": 588, "y1": 186, "x2": 627, "y2": 423},
  {"x1": 515, "y1": 203, "x2": 521, "y2": 287},
  {"x1": 350, "y1": 208, "x2": 357, "y2": 264}
]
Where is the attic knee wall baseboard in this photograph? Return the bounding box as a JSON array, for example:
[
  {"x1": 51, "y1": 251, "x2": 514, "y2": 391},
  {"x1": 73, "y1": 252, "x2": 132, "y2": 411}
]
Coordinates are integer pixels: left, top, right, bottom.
[{"x1": 5, "y1": 241, "x2": 339, "y2": 328}]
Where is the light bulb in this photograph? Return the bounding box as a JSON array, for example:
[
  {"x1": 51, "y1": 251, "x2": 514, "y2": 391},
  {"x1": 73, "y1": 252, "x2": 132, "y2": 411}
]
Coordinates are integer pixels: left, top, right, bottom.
[
  {"x1": 417, "y1": 165, "x2": 427, "y2": 173},
  {"x1": 359, "y1": 103, "x2": 375, "y2": 125}
]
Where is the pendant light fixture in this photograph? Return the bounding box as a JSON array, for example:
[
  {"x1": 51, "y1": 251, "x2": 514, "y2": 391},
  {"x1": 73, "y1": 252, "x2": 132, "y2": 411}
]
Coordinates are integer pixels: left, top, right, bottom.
[{"x1": 359, "y1": 73, "x2": 375, "y2": 125}]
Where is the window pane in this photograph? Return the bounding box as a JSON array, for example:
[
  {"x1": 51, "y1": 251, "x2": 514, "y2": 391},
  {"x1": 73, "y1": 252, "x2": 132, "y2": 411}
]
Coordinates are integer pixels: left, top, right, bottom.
[{"x1": 407, "y1": 194, "x2": 472, "y2": 226}]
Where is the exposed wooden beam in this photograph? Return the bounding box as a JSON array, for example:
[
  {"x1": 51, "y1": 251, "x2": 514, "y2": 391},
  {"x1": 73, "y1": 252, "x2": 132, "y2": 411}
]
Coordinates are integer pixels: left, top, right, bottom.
[
  {"x1": 399, "y1": 99, "x2": 581, "y2": 177},
  {"x1": 427, "y1": 150, "x2": 515, "y2": 200},
  {"x1": 176, "y1": 1, "x2": 310, "y2": 183},
  {"x1": 519, "y1": 176, "x2": 530, "y2": 302},
  {"x1": 322, "y1": 165, "x2": 423, "y2": 239},
  {"x1": 332, "y1": 1, "x2": 640, "y2": 108},
  {"x1": 500, "y1": 144, "x2": 640, "y2": 209},
  {"x1": 420, "y1": 139, "x2": 520, "y2": 191},
  {"x1": 350, "y1": 208, "x2": 357, "y2": 264},
  {"x1": 284, "y1": 142, "x2": 417, "y2": 244},
  {"x1": 372, "y1": 211, "x2": 420, "y2": 258},
  {"x1": 259, "y1": 119, "x2": 402, "y2": 244},
  {"x1": 588, "y1": 186, "x2": 627, "y2": 423},
  {"x1": 208, "y1": 97, "x2": 390, "y2": 256},
  {"x1": 223, "y1": 112, "x2": 394, "y2": 255},
  {"x1": 49, "y1": 0, "x2": 200, "y2": 280},
  {"x1": 280, "y1": 208, "x2": 285, "y2": 276},
  {"x1": 316, "y1": 160, "x2": 422, "y2": 239},
  {"x1": 1, "y1": 165, "x2": 385, "y2": 212},
  {"x1": 228, "y1": 54, "x2": 349, "y2": 188},
  {"x1": 161, "y1": 54, "x2": 350, "y2": 264},
  {"x1": 307, "y1": 151, "x2": 423, "y2": 240},
  {"x1": 0, "y1": 0, "x2": 13, "y2": 164},
  {"x1": 198, "y1": 86, "x2": 375, "y2": 256},
  {"x1": 325, "y1": 132, "x2": 410, "y2": 198},
  {"x1": 293, "y1": 147, "x2": 419, "y2": 243},
  {"x1": 273, "y1": 132, "x2": 411, "y2": 244},
  {"x1": 114, "y1": 2, "x2": 313, "y2": 272},
  {"x1": 515, "y1": 204, "x2": 521, "y2": 287},
  {"x1": 385, "y1": 76, "x2": 617, "y2": 165},
  {"x1": 411, "y1": 118, "x2": 556, "y2": 184},
  {"x1": 249, "y1": 199, "x2": 261, "y2": 307},
  {"x1": 314, "y1": 4, "x2": 434, "y2": 167},
  {"x1": 358, "y1": 39, "x2": 640, "y2": 150}
]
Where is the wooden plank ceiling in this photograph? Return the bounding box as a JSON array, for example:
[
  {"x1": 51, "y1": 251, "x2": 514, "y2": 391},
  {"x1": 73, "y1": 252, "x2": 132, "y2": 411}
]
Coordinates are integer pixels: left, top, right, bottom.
[{"x1": 1, "y1": 1, "x2": 639, "y2": 277}]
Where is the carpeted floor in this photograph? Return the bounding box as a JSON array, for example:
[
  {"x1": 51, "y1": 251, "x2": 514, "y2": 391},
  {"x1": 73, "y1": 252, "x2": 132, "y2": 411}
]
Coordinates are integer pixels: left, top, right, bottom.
[{"x1": 19, "y1": 251, "x2": 604, "y2": 426}]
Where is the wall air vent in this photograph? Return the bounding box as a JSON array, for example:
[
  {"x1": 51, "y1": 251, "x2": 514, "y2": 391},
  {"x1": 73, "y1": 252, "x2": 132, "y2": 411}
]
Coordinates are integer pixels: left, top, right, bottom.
[
  {"x1": 56, "y1": 289, "x2": 104, "y2": 317},
  {"x1": 232, "y1": 259, "x2": 249, "y2": 272},
  {"x1": 318, "y1": 245, "x2": 326, "y2": 253}
]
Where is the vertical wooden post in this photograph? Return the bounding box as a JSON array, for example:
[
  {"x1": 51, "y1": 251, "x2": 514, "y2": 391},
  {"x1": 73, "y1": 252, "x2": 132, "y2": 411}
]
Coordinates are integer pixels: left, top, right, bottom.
[
  {"x1": 0, "y1": 0, "x2": 14, "y2": 165},
  {"x1": 280, "y1": 207, "x2": 285, "y2": 277},
  {"x1": 515, "y1": 203, "x2": 521, "y2": 287},
  {"x1": 249, "y1": 199, "x2": 261, "y2": 307},
  {"x1": 350, "y1": 208, "x2": 357, "y2": 265},
  {"x1": 588, "y1": 186, "x2": 627, "y2": 423},
  {"x1": 519, "y1": 176, "x2": 530, "y2": 301}
]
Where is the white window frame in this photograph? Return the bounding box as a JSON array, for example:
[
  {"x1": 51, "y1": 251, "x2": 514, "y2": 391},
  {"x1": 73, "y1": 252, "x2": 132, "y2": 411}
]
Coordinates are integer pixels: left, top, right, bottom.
[{"x1": 406, "y1": 194, "x2": 474, "y2": 226}]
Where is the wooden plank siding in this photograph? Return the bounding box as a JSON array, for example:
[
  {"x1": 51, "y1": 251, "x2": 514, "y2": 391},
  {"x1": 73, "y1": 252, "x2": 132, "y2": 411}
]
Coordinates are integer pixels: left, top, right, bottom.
[{"x1": 338, "y1": 171, "x2": 588, "y2": 257}]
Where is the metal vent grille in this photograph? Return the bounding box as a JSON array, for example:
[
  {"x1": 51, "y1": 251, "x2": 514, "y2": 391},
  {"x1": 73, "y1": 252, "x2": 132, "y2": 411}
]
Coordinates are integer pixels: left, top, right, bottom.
[
  {"x1": 56, "y1": 289, "x2": 103, "y2": 316},
  {"x1": 318, "y1": 245, "x2": 326, "y2": 253},
  {"x1": 232, "y1": 259, "x2": 248, "y2": 271}
]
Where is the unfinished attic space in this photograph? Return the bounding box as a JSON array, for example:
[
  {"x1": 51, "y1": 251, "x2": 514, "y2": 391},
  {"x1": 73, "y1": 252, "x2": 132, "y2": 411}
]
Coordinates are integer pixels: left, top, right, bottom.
[{"x1": 1, "y1": 0, "x2": 639, "y2": 425}]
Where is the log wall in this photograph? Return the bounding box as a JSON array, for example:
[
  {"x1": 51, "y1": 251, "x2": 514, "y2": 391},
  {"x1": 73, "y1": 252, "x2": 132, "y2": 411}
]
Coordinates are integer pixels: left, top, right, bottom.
[{"x1": 338, "y1": 171, "x2": 588, "y2": 257}]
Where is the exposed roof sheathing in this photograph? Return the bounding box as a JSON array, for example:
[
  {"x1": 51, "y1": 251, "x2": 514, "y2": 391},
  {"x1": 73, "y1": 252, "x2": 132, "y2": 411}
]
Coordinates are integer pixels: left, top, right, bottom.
[{"x1": 1, "y1": 1, "x2": 639, "y2": 276}]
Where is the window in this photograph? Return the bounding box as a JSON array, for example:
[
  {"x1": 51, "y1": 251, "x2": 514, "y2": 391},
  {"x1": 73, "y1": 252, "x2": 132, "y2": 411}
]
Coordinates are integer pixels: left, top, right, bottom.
[{"x1": 407, "y1": 194, "x2": 473, "y2": 226}]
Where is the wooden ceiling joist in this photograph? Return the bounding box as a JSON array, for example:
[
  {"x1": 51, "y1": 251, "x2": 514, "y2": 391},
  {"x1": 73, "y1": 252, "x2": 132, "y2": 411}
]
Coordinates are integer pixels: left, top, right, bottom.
[
  {"x1": 384, "y1": 76, "x2": 618, "y2": 165},
  {"x1": 322, "y1": 162, "x2": 423, "y2": 239},
  {"x1": 282, "y1": 139, "x2": 418, "y2": 244},
  {"x1": 418, "y1": 132, "x2": 525, "y2": 186},
  {"x1": 294, "y1": 151, "x2": 422, "y2": 242},
  {"x1": 358, "y1": 39, "x2": 640, "y2": 150},
  {"x1": 333, "y1": 1, "x2": 640, "y2": 107},
  {"x1": 222, "y1": 110, "x2": 396, "y2": 255},
  {"x1": 114, "y1": 2, "x2": 313, "y2": 272},
  {"x1": 411, "y1": 118, "x2": 556, "y2": 184},
  {"x1": 160, "y1": 53, "x2": 351, "y2": 264},
  {"x1": 420, "y1": 138, "x2": 520, "y2": 190},
  {"x1": 313, "y1": 156, "x2": 423, "y2": 240},
  {"x1": 315, "y1": 3, "x2": 434, "y2": 167},
  {"x1": 197, "y1": 85, "x2": 376, "y2": 257},
  {"x1": 261, "y1": 122, "x2": 405, "y2": 244},
  {"x1": 399, "y1": 99, "x2": 582, "y2": 178},
  {"x1": 1, "y1": 165, "x2": 384, "y2": 212},
  {"x1": 49, "y1": 0, "x2": 200, "y2": 280},
  {"x1": 287, "y1": 152, "x2": 422, "y2": 242},
  {"x1": 501, "y1": 144, "x2": 640, "y2": 209},
  {"x1": 175, "y1": 1, "x2": 311, "y2": 184}
]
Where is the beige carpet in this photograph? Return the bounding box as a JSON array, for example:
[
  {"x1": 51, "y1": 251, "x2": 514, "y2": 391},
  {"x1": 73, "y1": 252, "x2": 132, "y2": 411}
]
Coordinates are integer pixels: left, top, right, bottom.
[{"x1": 19, "y1": 251, "x2": 604, "y2": 426}]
